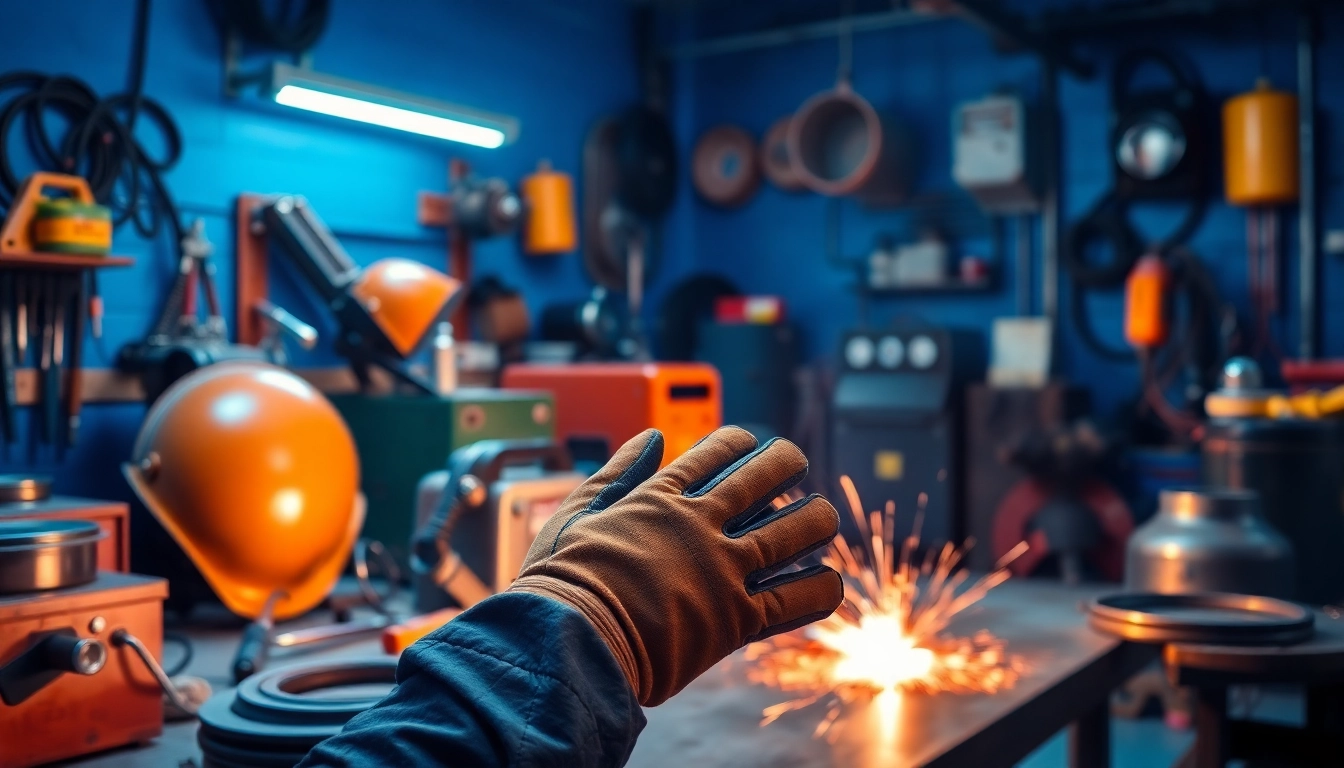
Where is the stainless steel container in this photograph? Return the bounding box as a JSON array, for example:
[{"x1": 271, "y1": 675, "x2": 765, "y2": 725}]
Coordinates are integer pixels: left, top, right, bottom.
[
  {"x1": 0, "y1": 520, "x2": 102, "y2": 593},
  {"x1": 1125, "y1": 488, "x2": 1294, "y2": 599}
]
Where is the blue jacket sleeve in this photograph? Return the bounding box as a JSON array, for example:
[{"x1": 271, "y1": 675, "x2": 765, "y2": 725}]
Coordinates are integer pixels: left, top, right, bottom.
[{"x1": 297, "y1": 592, "x2": 647, "y2": 767}]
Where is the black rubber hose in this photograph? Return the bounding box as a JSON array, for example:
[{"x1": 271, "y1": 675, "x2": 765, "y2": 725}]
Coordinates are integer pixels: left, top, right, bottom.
[{"x1": 0, "y1": 0, "x2": 183, "y2": 243}]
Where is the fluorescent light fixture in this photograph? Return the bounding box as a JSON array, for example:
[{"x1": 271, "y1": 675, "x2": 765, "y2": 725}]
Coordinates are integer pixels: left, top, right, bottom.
[{"x1": 263, "y1": 62, "x2": 519, "y2": 148}]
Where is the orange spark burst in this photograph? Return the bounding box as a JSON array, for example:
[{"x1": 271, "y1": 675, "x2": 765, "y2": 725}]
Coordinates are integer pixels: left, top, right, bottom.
[{"x1": 746, "y1": 476, "x2": 1028, "y2": 738}]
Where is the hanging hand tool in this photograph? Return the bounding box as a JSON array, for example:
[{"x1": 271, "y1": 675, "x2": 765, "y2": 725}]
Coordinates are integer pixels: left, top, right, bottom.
[
  {"x1": 15, "y1": 273, "x2": 27, "y2": 366},
  {"x1": 65, "y1": 272, "x2": 87, "y2": 446},
  {"x1": 37, "y1": 274, "x2": 56, "y2": 445},
  {"x1": 0, "y1": 272, "x2": 14, "y2": 445},
  {"x1": 88, "y1": 270, "x2": 102, "y2": 340},
  {"x1": 47, "y1": 273, "x2": 65, "y2": 449}
]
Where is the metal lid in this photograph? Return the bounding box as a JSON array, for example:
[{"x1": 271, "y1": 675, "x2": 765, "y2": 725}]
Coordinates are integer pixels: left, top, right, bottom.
[
  {"x1": 0, "y1": 520, "x2": 102, "y2": 551},
  {"x1": 1089, "y1": 592, "x2": 1314, "y2": 645},
  {"x1": 1159, "y1": 488, "x2": 1260, "y2": 521},
  {"x1": 0, "y1": 475, "x2": 52, "y2": 503}
]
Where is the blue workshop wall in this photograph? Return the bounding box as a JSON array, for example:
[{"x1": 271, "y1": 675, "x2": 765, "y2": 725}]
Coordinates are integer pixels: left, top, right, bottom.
[
  {"x1": 667, "y1": 0, "x2": 1344, "y2": 421},
  {"x1": 0, "y1": 0, "x2": 638, "y2": 496}
]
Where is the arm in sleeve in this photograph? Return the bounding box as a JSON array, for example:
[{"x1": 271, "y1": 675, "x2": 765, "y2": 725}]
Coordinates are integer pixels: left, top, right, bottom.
[{"x1": 298, "y1": 591, "x2": 647, "y2": 768}]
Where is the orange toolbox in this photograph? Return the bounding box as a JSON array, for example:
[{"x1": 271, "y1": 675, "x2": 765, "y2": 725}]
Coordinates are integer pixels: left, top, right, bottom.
[{"x1": 502, "y1": 362, "x2": 722, "y2": 465}]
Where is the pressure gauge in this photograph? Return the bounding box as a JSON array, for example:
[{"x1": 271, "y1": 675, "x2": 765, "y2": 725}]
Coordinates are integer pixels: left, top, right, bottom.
[
  {"x1": 908, "y1": 335, "x2": 938, "y2": 370},
  {"x1": 1116, "y1": 111, "x2": 1186, "y2": 181},
  {"x1": 844, "y1": 336, "x2": 875, "y2": 369},
  {"x1": 877, "y1": 336, "x2": 904, "y2": 369}
]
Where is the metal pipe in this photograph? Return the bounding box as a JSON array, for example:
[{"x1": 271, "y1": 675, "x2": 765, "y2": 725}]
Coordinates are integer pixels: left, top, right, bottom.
[
  {"x1": 664, "y1": 9, "x2": 936, "y2": 60},
  {"x1": 1040, "y1": 63, "x2": 1061, "y2": 329},
  {"x1": 1297, "y1": 9, "x2": 1318, "y2": 360}
]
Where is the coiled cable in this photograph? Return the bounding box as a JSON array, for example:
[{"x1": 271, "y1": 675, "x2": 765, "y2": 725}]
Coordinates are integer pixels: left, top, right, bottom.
[{"x1": 0, "y1": 0, "x2": 183, "y2": 244}]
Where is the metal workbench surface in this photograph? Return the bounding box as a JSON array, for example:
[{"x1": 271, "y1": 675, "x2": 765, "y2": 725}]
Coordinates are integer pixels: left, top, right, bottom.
[
  {"x1": 631, "y1": 579, "x2": 1157, "y2": 768},
  {"x1": 64, "y1": 578, "x2": 1153, "y2": 768}
]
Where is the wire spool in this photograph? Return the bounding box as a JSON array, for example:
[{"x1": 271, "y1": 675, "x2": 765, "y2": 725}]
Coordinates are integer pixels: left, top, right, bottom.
[
  {"x1": 1223, "y1": 79, "x2": 1299, "y2": 207},
  {"x1": 197, "y1": 658, "x2": 397, "y2": 768},
  {"x1": 760, "y1": 117, "x2": 804, "y2": 192},
  {"x1": 32, "y1": 198, "x2": 112, "y2": 254},
  {"x1": 691, "y1": 125, "x2": 760, "y2": 207},
  {"x1": 520, "y1": 160, "x2": 576, "y2": 255},
  {"x1": 788, "y1": 81, "x2": 912, "y2": 204}
]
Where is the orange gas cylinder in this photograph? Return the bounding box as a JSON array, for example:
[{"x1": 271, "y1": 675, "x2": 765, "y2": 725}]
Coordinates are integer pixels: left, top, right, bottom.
[
  {"x1": 1223, "y1": 79, "x2": 1299, "y2": 206},
  {"x1": 1125, "y1": 253, "x2": 1170, "y2": 348},
  {"x1": 521, "y1": 160, "x2": 577, "y2": 255}
]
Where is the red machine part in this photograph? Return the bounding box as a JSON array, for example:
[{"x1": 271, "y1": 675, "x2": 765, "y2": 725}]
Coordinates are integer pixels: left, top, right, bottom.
[{"x1": 991, "y1": 478, "x2": 1134, "y2": 582}]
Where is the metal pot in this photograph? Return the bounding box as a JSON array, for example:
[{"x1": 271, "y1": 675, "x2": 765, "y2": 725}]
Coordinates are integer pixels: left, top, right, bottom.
[
  {"x1": 0, "y1": 520, "x2": 102, "y2": 594},
  {"x1": 1125, "y1": 488, "x2": 1294, "y2": 599},
  {"x1": 788, "y1": 80, "x2": 913, "y2": 204}
]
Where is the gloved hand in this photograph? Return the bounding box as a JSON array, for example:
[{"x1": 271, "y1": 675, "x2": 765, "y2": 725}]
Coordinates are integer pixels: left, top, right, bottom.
[{"x1": 509, "y1": 426, "x2": 842, "y2": 706}]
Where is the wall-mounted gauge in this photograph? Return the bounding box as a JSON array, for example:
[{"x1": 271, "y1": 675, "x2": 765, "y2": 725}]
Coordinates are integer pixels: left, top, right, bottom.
[
  {"x1": 877, "y1": 336, "x2": 904, "y2": 369},
  {"x1": 908, "y1": 334, "x2": 939, "y2": 370},
  {"x1": 844, "y1": 335, "x2": 875, "y2": 369}
]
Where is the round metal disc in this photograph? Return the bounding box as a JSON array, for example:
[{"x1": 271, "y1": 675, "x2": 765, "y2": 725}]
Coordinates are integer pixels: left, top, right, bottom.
[
  {"x1": 0, "y1": 520, "x2": 102, "y2": 550},
  {"x1": 0, "y1": 475, "x2": 52, "y2": 503},
  {"x1": 199, "y1": 658, "x2": 398, "y2": 767},
  {"x1": 1088, "y1": 592, "x2": 1314, "y2": 646}
]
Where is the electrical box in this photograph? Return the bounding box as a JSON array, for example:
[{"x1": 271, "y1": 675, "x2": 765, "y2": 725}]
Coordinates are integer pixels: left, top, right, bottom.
[
  {"x1": 831, "y1": 327, "x2": 985, "y2": 548},
  {"x1": 952, "y1": 94, "x2": 1039, "y2": 214}
]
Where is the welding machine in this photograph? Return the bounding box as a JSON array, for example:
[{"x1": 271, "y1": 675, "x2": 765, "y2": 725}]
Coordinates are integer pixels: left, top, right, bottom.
[
  {"x1": 501, "y1": 362, "x2": 721, "y2": 465},
  {"x1": 330, "y1": 389, "x2": 555, "y2": 570},
  {"x1": 410, "y1": 439, "x2": 585, "y2": 612},
  {"x1": 831, "y1": 327, "x2": 985, "y2": 547}
]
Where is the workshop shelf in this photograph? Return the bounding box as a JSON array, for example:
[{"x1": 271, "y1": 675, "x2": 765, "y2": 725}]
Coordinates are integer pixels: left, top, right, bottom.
[{"x1": 0, "y1": 251, "x2": 134, "y2": 270}]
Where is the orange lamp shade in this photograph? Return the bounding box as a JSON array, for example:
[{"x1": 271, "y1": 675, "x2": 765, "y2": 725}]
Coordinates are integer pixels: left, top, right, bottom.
[
  {"x1": 1125, "y1": 254, "x2": 1170, "y2": 349},
  {"x1": 123, "y1": 362, "x2": 363, "y2": 621},
  {"x1": 349, "y1": 257, "x2": 461, "y2": 357}
]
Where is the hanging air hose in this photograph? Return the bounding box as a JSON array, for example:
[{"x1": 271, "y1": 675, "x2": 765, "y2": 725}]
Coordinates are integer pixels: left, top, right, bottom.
[{"x1": 0, "y1": 0, "x2": 183, "y2": 242}]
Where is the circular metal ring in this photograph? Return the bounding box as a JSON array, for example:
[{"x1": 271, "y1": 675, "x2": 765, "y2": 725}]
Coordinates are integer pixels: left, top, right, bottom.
[
  {"x1": 198, "y1": 658, "x2": 398, "y2": 768},
  {"x1": 1088, "y1": 592, "x2": 1315, "y2": 646}
]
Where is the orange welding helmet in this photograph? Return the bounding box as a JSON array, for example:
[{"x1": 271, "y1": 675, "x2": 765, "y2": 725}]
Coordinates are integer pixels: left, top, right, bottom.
[
  {"x1": 348, "y1": 257, "x2": 461, "y2": 357},
  {"x1": 123, "y1": 362, "x2": 363, "y2": 621}
]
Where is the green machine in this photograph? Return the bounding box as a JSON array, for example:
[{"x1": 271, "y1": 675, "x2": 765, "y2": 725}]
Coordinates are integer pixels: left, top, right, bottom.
[{"x1": 330, "y1": 388, "x2": 555, "y2": 566}]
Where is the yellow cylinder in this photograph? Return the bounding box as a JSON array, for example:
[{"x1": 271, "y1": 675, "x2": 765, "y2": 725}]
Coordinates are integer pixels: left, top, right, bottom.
[
  {"x1": 1223, "y1": 78, "x2": 1299, "y2": 206},
  {"x1": 521, "y1": 160, "x2": 577, "y2": 255}
]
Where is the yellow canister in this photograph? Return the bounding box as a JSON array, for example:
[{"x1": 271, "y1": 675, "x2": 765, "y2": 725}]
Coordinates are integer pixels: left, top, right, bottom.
[
  {"x1": 521, "y1": 160, "x2": 577, "y2": 255},
  {"x1": 1222, "y1": 78, "x2": 1299, "y2": 206}
]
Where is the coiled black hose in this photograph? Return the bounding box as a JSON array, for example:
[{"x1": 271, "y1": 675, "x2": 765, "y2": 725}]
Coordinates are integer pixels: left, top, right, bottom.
[{"x1": 0, "y1": 0, "x2": 184, "y2": 244}]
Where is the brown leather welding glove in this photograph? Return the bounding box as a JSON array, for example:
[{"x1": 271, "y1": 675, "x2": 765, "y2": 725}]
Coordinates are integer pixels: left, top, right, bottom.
[{"x1": 508, "y1": 426, "x2": 843, "y2": 706}]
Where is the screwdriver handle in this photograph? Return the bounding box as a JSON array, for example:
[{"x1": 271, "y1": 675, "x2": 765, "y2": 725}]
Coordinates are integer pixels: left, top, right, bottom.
[{"x1": 230, "y1": 619, "x2": 272, "y2": 684}]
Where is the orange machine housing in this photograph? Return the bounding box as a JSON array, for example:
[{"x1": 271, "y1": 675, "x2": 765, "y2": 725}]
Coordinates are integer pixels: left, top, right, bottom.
[
  {"x1": 0, "y1": 573, "x2": 166, "y2": 768},
  {"x1": 502, "y1": 363, "x2": 722, "y2": 466}
]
